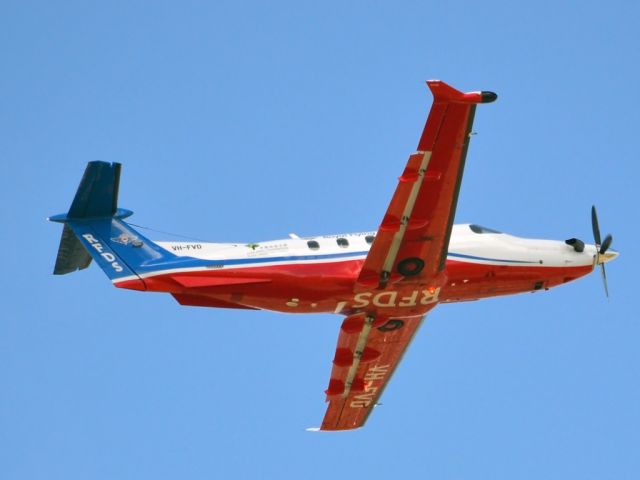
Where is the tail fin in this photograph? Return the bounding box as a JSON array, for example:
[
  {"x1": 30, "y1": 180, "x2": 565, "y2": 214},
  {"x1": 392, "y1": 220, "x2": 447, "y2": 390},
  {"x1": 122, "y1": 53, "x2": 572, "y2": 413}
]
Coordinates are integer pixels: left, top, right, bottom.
[
  {"x1": 68, "y1": 160, "x2": 122, "y2": 218},
  {"x1": 51, "y1": 161, "x2": 122, "y2": 275},
  {"x1": 49, "y1": 161, "x2": 177, "y2": 290}
]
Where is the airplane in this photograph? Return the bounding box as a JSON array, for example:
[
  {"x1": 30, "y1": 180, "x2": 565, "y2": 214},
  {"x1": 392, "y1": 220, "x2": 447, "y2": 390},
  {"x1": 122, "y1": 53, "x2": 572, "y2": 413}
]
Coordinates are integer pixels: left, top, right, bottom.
[{"x1": 49, "y1": 80, "x2": 618, "y2": 431}]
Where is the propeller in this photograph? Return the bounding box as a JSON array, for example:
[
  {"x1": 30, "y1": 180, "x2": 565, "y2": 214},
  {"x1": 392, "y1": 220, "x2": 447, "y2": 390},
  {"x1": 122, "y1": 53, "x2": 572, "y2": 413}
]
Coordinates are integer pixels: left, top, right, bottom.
[{"x1": 591, "y1": 205, "x2": 614, "y2": 298}]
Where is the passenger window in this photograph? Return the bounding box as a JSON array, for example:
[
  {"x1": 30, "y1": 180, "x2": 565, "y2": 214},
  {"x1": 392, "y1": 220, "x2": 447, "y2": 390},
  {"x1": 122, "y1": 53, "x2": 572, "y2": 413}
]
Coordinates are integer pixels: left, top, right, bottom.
[
  {"x1": 336, "y1": 238, "x2": 349, "y2": 248},
  {"x1": 365, "y1": 235, "x2": 375, "y2": 244},
  {"x1": 307, "y1": 240, "x2": 320, "y2": 250}
]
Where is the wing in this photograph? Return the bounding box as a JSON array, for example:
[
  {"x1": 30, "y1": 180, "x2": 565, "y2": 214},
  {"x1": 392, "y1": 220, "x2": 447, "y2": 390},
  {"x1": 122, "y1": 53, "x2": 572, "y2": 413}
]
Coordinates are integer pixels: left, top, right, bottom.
[
  {"x1": 320, "y1": 309, "x2": 434, "y2": 431},
  {"x1": 356, "y1": 81, "x2": 497, "y2": 290},
  {"x1": 318, "y1": 81, "x2": 496, "y2": 431}
]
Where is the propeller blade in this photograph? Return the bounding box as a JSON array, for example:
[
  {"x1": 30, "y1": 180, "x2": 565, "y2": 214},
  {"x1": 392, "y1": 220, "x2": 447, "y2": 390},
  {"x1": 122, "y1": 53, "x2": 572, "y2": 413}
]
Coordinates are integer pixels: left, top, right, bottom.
[
  {"x1": 600, "y1": 234, "x2": 613, "y2": 255},
  {"x1": 590, "y1": 206, "x2": 614, "y2": 298},
  {"x1": 591, "y1": 205, "x2": 602, "y2": 246},
  {"x1": 600, "y1": 264, "x2": 609, "y2": 299}
]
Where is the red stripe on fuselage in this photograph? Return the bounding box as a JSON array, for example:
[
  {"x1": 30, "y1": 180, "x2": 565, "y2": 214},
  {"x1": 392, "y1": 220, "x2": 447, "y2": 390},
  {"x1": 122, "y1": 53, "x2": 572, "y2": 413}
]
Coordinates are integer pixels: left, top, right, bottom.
[{"x1": 113, "y1": 258, "x2": 593, "y2": 313}]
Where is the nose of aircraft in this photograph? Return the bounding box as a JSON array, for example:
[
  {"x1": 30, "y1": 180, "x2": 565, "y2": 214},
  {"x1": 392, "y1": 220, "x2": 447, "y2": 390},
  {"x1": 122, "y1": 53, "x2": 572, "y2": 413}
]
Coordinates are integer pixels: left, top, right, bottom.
[{"x1": 598, "y1": 249, "x2": 619, "y2": 265}]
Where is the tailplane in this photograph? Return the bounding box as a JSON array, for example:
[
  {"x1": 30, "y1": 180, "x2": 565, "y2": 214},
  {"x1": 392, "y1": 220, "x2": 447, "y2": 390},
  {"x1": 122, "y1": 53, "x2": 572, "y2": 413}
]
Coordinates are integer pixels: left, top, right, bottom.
[{"x1": 49, "y1": 161, "x2": 177, "y2": 290}]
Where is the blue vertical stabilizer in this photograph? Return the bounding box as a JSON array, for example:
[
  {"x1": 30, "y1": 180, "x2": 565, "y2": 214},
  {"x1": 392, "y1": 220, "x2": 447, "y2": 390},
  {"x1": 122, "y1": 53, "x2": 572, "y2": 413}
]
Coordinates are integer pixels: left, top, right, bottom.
[{"x1": 49, "y1": 162, "x2": 178, "y2": 287}]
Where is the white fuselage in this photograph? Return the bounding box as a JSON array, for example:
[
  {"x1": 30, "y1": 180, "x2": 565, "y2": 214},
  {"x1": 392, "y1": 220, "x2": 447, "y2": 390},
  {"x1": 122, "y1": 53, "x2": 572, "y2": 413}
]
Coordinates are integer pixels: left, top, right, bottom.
[{"x1": 156, "y1": 224, "x2": 599, "y2": 271}]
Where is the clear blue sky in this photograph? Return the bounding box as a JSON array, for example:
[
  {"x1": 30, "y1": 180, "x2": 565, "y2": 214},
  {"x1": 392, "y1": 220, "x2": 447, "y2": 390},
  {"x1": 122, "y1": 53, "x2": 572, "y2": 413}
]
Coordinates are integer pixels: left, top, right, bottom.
[{"x1": 1, "y1": 1, "x2": 638, "y2": 478}]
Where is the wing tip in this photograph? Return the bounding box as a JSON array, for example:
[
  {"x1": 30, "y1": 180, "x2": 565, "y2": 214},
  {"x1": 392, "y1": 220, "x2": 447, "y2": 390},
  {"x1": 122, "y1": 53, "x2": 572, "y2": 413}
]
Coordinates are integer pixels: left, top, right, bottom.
[{"x1": 426, "y1": 80, "x2": 497, "y2": 104}]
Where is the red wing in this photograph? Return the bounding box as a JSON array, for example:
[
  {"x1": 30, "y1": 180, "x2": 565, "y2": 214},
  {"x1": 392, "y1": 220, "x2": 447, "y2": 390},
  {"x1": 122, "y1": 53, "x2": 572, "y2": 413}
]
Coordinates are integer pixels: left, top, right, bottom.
[
  {"x1": 320, "y1": 308, "x2": 434, "y2": 431},
  {"x1": 357, "y1": 81, "x2": 496, "y2": 289},
  {"x1": 318, "y1": 82, "x2": 496, "y2": 431}
]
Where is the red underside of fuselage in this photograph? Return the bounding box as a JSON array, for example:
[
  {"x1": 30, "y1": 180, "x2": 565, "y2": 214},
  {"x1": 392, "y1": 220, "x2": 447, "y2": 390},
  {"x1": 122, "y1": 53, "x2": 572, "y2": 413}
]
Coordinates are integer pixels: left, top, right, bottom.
[{"x1": 114, "y1": 259, "x2": 593, "y2": 315}]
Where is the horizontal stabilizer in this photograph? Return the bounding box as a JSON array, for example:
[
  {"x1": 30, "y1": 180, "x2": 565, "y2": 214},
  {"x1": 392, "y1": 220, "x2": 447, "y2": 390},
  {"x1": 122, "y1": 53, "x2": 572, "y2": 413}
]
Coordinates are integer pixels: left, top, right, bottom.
[{"x1": 53, "y1": 224, "x2": 93, "y2": 274}]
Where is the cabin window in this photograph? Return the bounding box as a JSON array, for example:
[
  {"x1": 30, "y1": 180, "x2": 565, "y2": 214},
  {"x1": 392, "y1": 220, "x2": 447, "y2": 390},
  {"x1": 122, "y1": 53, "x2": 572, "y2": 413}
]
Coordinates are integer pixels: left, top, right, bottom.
[
  {"x1": 469, "y1": 224, "x2": 502, "y2": 234},
  {"x1": 365, "y1": 235, "x2": 375, "y2": 244},
  {"x1": 336, "y1": 238, "x2": 349, "y2": 248},
  {"x1": 307, "y1": 240, "x2": 320, "y2": 250}
]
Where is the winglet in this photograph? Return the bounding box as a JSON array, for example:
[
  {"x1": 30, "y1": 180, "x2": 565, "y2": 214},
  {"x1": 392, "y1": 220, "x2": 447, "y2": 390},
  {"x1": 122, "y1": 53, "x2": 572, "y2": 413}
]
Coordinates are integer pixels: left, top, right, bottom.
[{"x1": 427, "y1": 80, "x2": 497, "y2": 104}]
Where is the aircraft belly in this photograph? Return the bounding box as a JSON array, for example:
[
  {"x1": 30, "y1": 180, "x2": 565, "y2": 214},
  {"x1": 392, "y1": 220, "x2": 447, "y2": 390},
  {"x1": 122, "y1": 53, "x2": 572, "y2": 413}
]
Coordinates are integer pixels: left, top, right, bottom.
[
  {"x1": 137, "y1": 259, "x2": 363, "y2": 313},
  {"x1": 120, "y1": 255, "x2": 594, "y2": 311}
]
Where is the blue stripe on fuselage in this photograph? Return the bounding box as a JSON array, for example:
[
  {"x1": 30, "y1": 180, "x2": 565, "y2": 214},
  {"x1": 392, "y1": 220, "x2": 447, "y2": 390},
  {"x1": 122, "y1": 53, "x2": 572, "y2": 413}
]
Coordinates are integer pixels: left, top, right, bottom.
[
  {"x1": 447, "y1": 252, "x2": 537, "y2": 264},
  {"x1": 135, "y1": 250, "x2": 370, "y2": 274},
  {"x1": 218, "y1": 250, "x2": 369, "y2": 266},
  {"x1": 134, "y1": 249, "x2": 536, "y2": 276}
]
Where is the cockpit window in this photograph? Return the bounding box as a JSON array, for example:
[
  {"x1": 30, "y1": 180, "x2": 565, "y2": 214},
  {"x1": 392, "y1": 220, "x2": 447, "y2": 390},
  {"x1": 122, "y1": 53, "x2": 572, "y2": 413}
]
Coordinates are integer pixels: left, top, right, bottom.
[
  {"x1": 307, "y1": 240, "x2": 320, "y2": 250},
  {"x1": 365, "y1": 235, "x2": 375, "y2": 244},
  {"x1": 469, "y1": 224, "x2": 502, "y2": 234}
]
